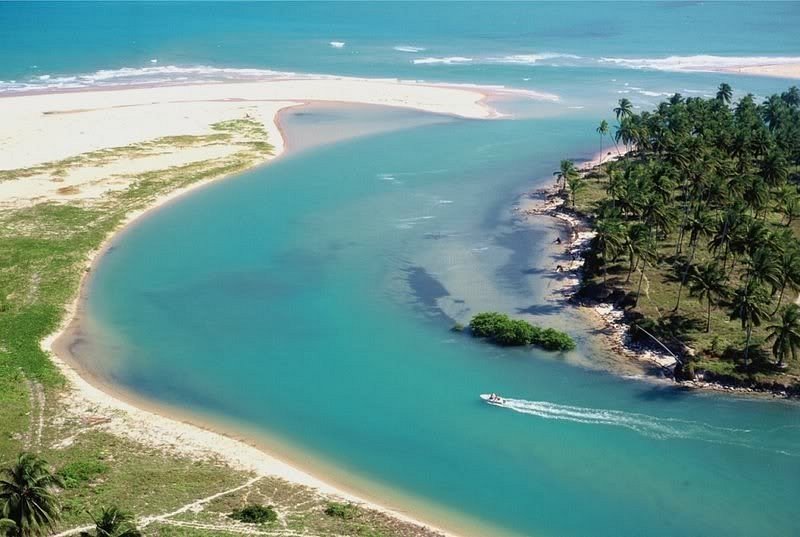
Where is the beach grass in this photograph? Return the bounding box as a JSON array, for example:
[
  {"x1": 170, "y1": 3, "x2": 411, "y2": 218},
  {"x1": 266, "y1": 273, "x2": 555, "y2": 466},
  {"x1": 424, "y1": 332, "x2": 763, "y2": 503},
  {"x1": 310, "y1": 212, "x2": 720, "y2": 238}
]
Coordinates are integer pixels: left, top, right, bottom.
[{"x1": 45, "y1": 431, "x2": 249, "y2": 529}]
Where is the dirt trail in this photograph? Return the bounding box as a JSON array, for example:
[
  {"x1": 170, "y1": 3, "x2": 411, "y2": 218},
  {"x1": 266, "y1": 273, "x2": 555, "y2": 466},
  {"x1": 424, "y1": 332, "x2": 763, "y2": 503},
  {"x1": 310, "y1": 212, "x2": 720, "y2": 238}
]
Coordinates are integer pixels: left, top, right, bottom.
[{"x1": 21, "y1": 376, "x2": 45, "y2": 450}]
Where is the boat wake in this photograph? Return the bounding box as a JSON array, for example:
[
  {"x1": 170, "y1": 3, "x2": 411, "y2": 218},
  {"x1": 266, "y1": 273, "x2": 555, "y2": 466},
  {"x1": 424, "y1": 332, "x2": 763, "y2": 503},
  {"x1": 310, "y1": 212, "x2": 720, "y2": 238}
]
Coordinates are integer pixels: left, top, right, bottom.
[{"x1": 495, "y1": 398, "x2": 800, "y2": 456}]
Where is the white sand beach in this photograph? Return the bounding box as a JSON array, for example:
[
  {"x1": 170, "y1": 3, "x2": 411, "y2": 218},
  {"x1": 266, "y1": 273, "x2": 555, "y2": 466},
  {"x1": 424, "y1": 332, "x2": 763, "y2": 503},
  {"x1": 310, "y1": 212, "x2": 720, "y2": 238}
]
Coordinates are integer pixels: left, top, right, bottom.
[
  {"x1": 0, "y1": 76, "x2": 559, "y2": 208},
  {"x1": 717, "y1": 62, "x2": 800, "y2": 80}
]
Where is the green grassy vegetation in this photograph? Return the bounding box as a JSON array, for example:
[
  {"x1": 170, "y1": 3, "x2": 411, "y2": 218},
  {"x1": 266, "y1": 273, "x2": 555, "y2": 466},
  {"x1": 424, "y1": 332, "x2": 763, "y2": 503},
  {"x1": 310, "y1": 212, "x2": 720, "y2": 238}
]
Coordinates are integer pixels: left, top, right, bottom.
[
  {"x1": 44, "y1": 431, "x2": 249, "y2": 528},
  {"x1": 469, "y1": 312, "x2": 577, "y2": 351},
  {"x1": 0, "y1": 372, "x2": 28, "y2": 457},
  {"x1": 565, "y1": 85, "x2": 800, "y2": 388}
]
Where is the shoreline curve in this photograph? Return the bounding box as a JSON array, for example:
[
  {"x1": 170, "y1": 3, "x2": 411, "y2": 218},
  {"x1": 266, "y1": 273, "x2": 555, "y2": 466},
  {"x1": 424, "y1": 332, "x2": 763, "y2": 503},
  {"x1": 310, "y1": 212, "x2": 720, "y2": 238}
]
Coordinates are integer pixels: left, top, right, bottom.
[{"x1": 34, "y1": 84, "x2": 517, "y2": 537}]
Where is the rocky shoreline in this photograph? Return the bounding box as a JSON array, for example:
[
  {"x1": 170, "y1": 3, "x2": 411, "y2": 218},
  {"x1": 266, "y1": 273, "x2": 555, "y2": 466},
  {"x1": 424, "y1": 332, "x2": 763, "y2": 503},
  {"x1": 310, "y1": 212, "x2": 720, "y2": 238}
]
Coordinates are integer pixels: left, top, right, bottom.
[{"x1": 517, "y1": 162, "x2": 798, "y2": 400}]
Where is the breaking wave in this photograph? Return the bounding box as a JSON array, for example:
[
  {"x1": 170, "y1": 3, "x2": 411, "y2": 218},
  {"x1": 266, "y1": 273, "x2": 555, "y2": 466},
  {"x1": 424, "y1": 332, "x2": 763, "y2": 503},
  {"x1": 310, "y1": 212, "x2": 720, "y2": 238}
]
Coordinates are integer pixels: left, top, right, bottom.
[
  {"x1": 413, "y1": 53, "x2": 580, "y2": 66},
  {"x1": 394, "y1": 45, "x2": 426, "y2": 53},
  {"x1": 599, "y1": 54, "x2": 800, "y2": 73},
  {"x1": 0, "y1": 64, "x2": 306, "y2": 94},
  {"x1": 413, "y1": 56, "x2": 473, "y2": 65},
  {"x1": 488, "y1": 53, "x2": 581, "y2": 65}
]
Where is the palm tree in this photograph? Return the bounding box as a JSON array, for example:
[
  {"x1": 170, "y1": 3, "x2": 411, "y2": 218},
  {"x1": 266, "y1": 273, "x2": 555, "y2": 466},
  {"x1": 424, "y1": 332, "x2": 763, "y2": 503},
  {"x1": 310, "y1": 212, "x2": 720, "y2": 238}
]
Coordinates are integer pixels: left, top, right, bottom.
[
  {"x1": 760, "y1": 150, "x2": 788, "y2": 188},
  {"x1": 596, "y1": 120, "x2": 609, "y2": 162},
  {"x1": 773, "y1": 245, "x2": 800, "y2": 314},
  {"x1": 746, "y1": 246, "x2": 782, "y2": 295},
  {"x1": 614, "y1": 98, "x2": 633, "y2": 121},
  {"x1": 781, "y1": 86, "x2": 800, "y2": 107},
  {"x1": 742, "y1": 177, "x2": 770, "y2": 218},
  {"x1": 553, "y1": 159, "x2": 578, "y2": 194},
  {"x1": 716, "y1": 83, "x2": 733, "y2": 105},
  {"x1": 709, "y1": 205, "x2": 745, "y2": 269},
  {"x1": 775, "y1": 184, "x2": 800, "y2": 225},
  {"x1": 687, "y1": 262, "x2": 729, "y2": 332},
  {"x1": 0, "y1": 453, "x2": 63, "y2": 536},
  {"x1": 566, "y1": 175, "x2": 586, "y2": 208},
  {"x1": 674, "y1": 209, "x2": 717, "y2": 312},
  {"x1": 730, "y1": 281, "x2": 771, "y2": 366},
  {"x1": 766, "y1": 304, "x2": 800, "y2": 367},
  {"x1": 80, "y1": 506, "x2": 142, "y2": 537},
  {"x1": 624, "y1": 223, "x2": 649, "y2": 283},
  {"x1": 761, "y1": 94, "x2": 786, "y2": 131},
  {"x1": 593, "y1": 217, "x2": 626, "y2": 286},
  {"x1": 632, "y1": 234, "x2": 659, "y2": 307}
]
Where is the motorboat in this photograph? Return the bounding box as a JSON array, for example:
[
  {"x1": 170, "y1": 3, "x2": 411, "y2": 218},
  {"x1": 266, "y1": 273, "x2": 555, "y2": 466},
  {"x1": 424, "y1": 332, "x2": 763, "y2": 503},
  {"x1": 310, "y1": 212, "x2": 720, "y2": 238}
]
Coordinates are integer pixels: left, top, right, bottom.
[{"x1": 480, "y1": 393, "x2": 506, "y2": 406}]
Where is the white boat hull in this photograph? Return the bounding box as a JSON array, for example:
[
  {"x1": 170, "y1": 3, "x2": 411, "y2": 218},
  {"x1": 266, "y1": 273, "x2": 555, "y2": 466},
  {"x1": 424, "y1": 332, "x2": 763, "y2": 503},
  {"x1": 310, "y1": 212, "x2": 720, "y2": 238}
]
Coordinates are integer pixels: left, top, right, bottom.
[{"x1": 480, "y1": 393, "x2": 505, "y2": 406}]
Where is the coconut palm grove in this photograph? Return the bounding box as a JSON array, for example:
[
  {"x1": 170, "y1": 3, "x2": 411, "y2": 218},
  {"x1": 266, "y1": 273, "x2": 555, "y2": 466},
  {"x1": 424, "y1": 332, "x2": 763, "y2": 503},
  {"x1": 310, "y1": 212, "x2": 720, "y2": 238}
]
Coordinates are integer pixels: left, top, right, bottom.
[{"x1": 570, "y1": 84, "x2": 800, "y2": 389}]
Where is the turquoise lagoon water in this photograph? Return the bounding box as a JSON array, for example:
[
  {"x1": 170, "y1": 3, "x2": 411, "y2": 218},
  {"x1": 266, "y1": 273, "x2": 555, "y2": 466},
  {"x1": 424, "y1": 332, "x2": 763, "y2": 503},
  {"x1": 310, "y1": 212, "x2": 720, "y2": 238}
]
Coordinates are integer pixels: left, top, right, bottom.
[
  {"x1": 78, "y1": 113, "x2": 800, "y2": 537},
  {"x1": 3, "y1": 2, "x2": 800, "y2": 536}
]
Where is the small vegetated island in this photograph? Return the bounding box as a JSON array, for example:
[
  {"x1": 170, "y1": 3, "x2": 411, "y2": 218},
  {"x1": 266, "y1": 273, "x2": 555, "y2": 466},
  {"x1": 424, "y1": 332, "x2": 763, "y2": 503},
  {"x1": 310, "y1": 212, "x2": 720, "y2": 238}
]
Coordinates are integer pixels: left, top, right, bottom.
[
  {"x1": 468, "y1": 312, "x2": 577, "y2": 351},
  {"x1": 563, "y1": 84, "x2": 800, "y2": 392}
]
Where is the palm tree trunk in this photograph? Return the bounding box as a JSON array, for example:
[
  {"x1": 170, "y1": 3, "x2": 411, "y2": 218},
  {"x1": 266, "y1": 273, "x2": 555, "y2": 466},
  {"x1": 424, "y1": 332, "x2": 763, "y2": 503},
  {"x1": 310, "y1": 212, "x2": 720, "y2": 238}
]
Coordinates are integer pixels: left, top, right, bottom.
[
  {"x1": 728, "y1": 256, "x2": 738, "y2": 279},
  {"x1": 744, "y1": 323, "x2": 752, "y2": 367},
  {"x1": 599, "y1": 135, "x2": 603, "y2": 163},
  {"x1": 635, "y1": 261, "x2": 647, "y2": 306},
  {"x1": 706, "y1": 300, "x2": 712, "y2": 332},
  {"x1": 626, "y1": 254, "x2": 638, "y2": 283},
  {"x1": 674, "y1": 238, "x2": 699, "y2": 312},
  {"x1": 773, "y1": 284, "x2": 786, "y2": 315},
  {"x1": 721, "y1": 242, "x2": 730, "y2": 271}
]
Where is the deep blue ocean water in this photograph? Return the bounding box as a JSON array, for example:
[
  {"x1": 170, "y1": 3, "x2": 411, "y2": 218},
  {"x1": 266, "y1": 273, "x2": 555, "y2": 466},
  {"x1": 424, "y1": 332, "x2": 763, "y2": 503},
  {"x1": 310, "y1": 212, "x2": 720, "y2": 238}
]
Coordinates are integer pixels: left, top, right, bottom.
[{"x1": 4, "y1": 3, "x2": 800, "y2": 536}]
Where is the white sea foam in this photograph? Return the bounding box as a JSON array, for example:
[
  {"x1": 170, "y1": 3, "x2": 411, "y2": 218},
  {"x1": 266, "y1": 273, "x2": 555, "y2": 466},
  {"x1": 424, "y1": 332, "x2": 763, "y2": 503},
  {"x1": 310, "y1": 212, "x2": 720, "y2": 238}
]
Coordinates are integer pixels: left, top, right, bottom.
[
  {"x1": 414, "y1": 52, "x2": 579, "y2": 67},
  {"x1": 329, "y1": 41, "x2": 346, "y2": 49},
  {"x1": 413, "y1": 56, "x2": 473, "y2": 65},
  {"x1": 0, "y1": 65, "x2": 305, "y2": 93},
  {"x1": 0, "y1": 64, "x2": 561, "y2": 103},
  {"x1": 638, "y1": 90, "x2": 672, "y2": 97},
  {"x1": 394, "y1": 45, "x2": 426, "y2": 53},
  {"x1": 493, "y1": 397, "x2": 799, "y2": 455},
  {"x1": 489, "y1": 53, "x2": 581, "y2": 65},
  {"x1": 599, "y1": 54, "x2": 800, "y2": 73}
]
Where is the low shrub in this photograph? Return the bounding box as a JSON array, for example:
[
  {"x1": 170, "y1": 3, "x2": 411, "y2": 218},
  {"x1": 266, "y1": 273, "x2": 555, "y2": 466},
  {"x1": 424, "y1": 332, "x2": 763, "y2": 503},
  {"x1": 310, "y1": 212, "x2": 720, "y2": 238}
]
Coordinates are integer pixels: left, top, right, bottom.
[
  {"x1": 533, "y1": 327, "x2": 577, "y2": 351},
  {"x1": 493, "y1": 319, "x2": 536, "y2": 346},
  {"x1": 468, "y1": 312, "x2": 508, "y2": 338},
  {"x1": 324, "y1": 501, "x2": 358, "y2": 520},
  {"x1": 468, "y1": 312, "x2": 575, "y2": 351},
  {"x1": 229, "y1": 504, "x2": 278, "y2": 524}
]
